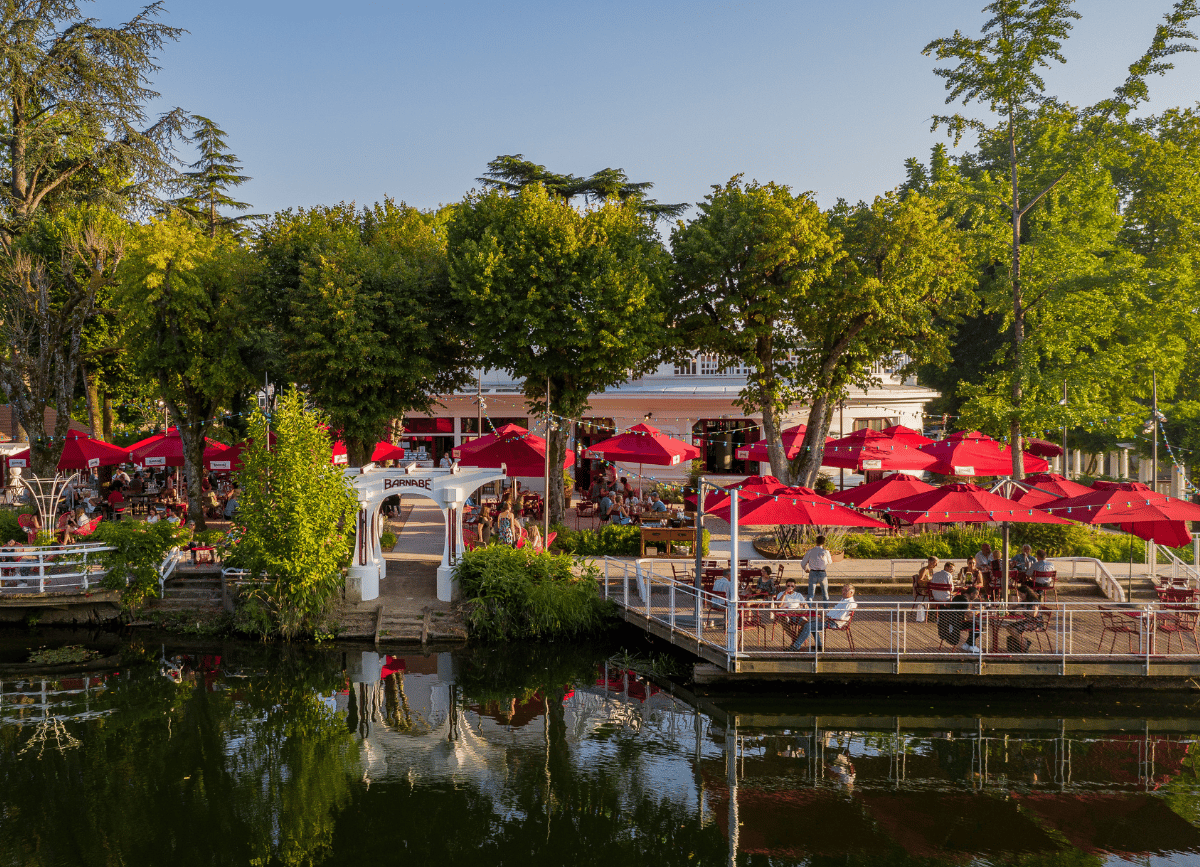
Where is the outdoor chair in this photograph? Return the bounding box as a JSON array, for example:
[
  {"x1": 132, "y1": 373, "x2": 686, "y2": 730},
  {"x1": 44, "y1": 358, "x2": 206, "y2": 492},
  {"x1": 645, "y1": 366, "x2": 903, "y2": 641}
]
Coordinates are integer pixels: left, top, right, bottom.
[
  {"x1": 1033, "y1": 569, "x2": 1058, "y2": 603},
  {"x1": 1156, "y1": 609, "x2": 1199, "y2": 654},
  {"x1": 911, "y1": 574, "x2": 932, "y2": 604},
  {"x1": 1098, "y1": 608, "x2": 1142, "y2": 654},
  {"x1": 819, "y1": 610, "x2": 856, "y2": 652},
  {"x1": 574, "y1": 501, "x2": 597, "y2": 530},
  {"x1": 16, "y1": 514, "x2": 36, "y2": 544},
  {"x1": 1020, "y1": 609, "x2": 1054, "y2": 653}
]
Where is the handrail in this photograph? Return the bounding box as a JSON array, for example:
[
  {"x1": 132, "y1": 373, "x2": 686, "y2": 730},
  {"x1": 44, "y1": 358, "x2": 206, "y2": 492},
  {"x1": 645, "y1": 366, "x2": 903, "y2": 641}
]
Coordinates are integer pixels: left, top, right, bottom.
[
  {"x1": 1160, "y1": 546, "x2": 1200, "y2": 588},
  {"x1": 0, "y1": 543, "x2": 114, "y2": 594},
  {"x1": 1054, "y1": 557, "x2": 1125, "y2": 603}
]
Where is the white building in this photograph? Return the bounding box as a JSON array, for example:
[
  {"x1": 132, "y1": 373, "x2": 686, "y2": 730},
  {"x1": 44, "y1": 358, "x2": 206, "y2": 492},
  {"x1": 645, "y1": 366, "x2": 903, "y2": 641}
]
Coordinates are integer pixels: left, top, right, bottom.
[{"x1": 399, "y1": 353, "x2": 938, "y2": 492}]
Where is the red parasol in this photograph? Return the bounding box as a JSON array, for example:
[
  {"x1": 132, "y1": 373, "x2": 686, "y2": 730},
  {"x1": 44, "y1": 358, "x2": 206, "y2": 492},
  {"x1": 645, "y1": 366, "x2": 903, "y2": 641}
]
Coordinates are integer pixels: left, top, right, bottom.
[
  {"x1": 708, "y1": 486, "x2": 889, "y2": 528},
  {"x1": 918, "y1": 430, "x2": 1049, "y2": 476},
  {"x1": 821, "y1": 430, "x2": 939, "y2": 472},
  {"x1": 129, "y1": 428, "x2": 228, "y2": 469},
  {"x1": 827, "y1": 472, "x2": 937, "y2": 509},
  {"x1": 1043, "y1": 481, "x2": 1199, "y2": 545},
  {"x1": 214, "y1": 431, "x2": 278, "y2": 472},
  {"x1": 879, "y1": 424, "x2": 934, "y2": 445},
  {"x1": 1009, "y1": 472, "x2": 1094, "y2": 507},
  {"x1": 1023, "y1": 437, "x2": 1065, "y2": 458},
  {"x1": 587, "y1": 422, "x2": 699, "y2": 466},
  {"x1": 456, "y1": 423, "x2": 574, "y2": 477},
  {"x1": 736, "y1": 424, "x2": 813, "y2": 462},
  {"x1": 6, "y1": 431, "x2": 129, "y2": 471},
  {"x1": 685, "y1": 475, "x2": 789, "y2": 512},
  {"x1": 370, "y1": 441, "x2": 407, "y2": 463},
  {"x1": 882, "y1": 482, "x2": 1071, "y2": 525}
]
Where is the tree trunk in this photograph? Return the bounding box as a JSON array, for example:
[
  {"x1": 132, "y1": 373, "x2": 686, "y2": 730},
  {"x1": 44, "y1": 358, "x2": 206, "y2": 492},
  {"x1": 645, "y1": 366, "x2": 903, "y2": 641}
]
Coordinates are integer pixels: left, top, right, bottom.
[
  {"x1": 102, "y1": 395, "x2": 114, "y2": 443},
  {"x1": 178, "y1": 423, "x2": 208, "y2": 531},
  {"x1": 346, "y1": 437, "x2": 371, "y2": 468},
  {"x1": 82, "y1": 363, "x2": 102, "y2": 439},
  {"x1": 793, "y1": 394, "x2": 834, "y2": 488},
  {"x1": 1008, "y1": 117, "x2": 1026, "y2": 479},
  {"x1": 759, "y1": 402, "x2": 792, "y2": 485},
  {"x1": 545, "y1": 422, "x2": 570, "y2": 527}
]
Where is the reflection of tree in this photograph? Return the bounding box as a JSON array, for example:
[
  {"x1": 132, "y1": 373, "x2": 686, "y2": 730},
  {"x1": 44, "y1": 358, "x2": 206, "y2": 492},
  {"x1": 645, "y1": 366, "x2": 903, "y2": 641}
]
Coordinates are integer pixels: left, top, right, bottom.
[{"x1": 0, "y1": 646, "x2": 359, "y2": 867}]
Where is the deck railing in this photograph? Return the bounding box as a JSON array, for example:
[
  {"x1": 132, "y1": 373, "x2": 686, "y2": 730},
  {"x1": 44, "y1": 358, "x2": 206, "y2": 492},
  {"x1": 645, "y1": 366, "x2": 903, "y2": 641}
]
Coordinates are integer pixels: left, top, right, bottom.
[
  {"x1": 601, "y1": 557, "x2": 1200, "y2": 672},
  {"x1": 0, "y1": 544, "x2": 114, "y2": 594}
]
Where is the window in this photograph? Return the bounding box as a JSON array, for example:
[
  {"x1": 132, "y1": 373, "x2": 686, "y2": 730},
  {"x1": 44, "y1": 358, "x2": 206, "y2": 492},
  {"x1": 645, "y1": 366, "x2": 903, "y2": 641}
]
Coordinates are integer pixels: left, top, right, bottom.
[
  {"x1": 852, "y1": 418, "x2": 890, "y2": 433},
  {"x1": 692, "y1": 419, "x2": 755, "y2": 474},
  {"x1": 674, "y1": 358, "x2": 698, "y2": 376},
  {"x1": 674, "y1": 353, "x2": 749, "y2": 376},
  {"x1": 404, "y1": 417, "x2": 453, "y2": 434}
]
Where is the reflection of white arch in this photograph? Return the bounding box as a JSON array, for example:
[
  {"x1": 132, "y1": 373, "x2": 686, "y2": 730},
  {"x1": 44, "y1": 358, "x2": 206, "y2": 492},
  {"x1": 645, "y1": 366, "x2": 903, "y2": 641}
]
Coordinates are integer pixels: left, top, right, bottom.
[{"x1": 347, "y1": 465, "x2": 508, "y2": 603}]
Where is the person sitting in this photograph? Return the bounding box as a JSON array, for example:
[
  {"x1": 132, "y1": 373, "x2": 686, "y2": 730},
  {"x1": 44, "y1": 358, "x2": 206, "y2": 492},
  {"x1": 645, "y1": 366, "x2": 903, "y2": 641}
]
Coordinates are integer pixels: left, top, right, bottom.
[
  {"x1": 107, "y1": 485, "x2": 126, "y2": 517},
  {"x1": 609, "y1": 496, "x2": 634, "y2": 525},
  {"x1": 588, "y1": 475, "x2": 608, "y2": 501},
  {"x1": 973, "y1": 542, "x2": 993, "y2": 574},
  {"x1": 647, "y1": 492, "x2": 669, "y2": 513},
  {"x1": 596, "y1": 489, "x2": 615, "y2": 522},
  {"x1": 939, "y1": 584, "x2": 982, "y2": 653},
  {"x1": 1005, "y1": 584, "x2": 1045, "y2": 652},
  {"x1": 223, "y1": 488, "x2": 240, "y2": 519},
  {"x1": 618, "y1": 477, "x2": 636, "y2": 500},
  {"x1": 958, "y1": 562, "x2": 984, "y2": 594},
  {"x1": 1031, "y1": 549, "x2": 1055, "y2": 594},
  {"x1": 790, "y1": 585, "x2": 856, "y2": 651},
  {"x1": 526, "y1": 524, "x2": 544, "y2": 552},
  {"x1": 113, "y1": 468, "x2": 130, "y2": 486},
  {"x1": 775, "y1": 578, "x2": 805, "y2": 609},
  {"x1": 128, "y1": 473, "x2": 144, "y2": 495},
  {"x1": 757, "y1": 565, "x2": 777, "y2": 595},
  {"x1": 928, "y1": 560, "x2": 955, "y2": 603},
  {"x1": 914, "y1": 556, "x2": 938, "y2": 599},
  {"x1": 1011, "y1": 544, "x2": 1036, "y2": 581}
]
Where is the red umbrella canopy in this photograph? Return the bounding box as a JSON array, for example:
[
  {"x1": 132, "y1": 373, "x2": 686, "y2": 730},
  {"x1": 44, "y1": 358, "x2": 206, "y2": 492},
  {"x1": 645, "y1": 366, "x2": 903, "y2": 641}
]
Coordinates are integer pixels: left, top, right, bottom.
[
  {"x1": 879, "y1": 424, "x2": 934, "y2": 445},
  {"x1": 457, "y1": 425, "x2": 575, "y2": 477},
  {"x1": 587, "y1": 423, "x2": 699, "y2": 466},
  {"x1": 827, "y1": 473, "x2": 937, "y2": 509},
  {"x1": 129, "y1": 429, "x2": 226, "y2": 468},
  {"x1": 821, "y1": 430, "x2": 939, "y2": 472},
  {"x1": 736, "y1": 424, "x2": 810, "y2": 462},
  {"x1": 370, "y1": 441, "x2": 407, "y2": 463},
  {"x1": 1023, "y1": 437, "x2": 1065, "y2": 458},
  {"x1": 216, "y1": 432, "x2": 279, "y2": 472},
  {"x1": 6, "y1": 432, "x2": 129, "y2": 471},
  {"x1": 882, "y1": 483, "x2": 1071, "y2": 525},
  {"x1": 685, "y1": 475, "x2": 789, "y2": 511},
  {"x1": 1042, "y1": 481, "x2": 1200, "y2": 543},
  {"x1": 709, "y1": 486, "x2": 888, "y2": 528},
  {"x1": 452, "y1": 423, "x2": 526, "y2": 460},
  {"x1": 919, "y1": 431, "x2": 1049, "y2": 476},
  {"x1": 1009, "y1": 473, "x2": 1094, "y2": 507},
  {"x1": 1120, "y1": 519, "x2": 1192, "y2": 547}
]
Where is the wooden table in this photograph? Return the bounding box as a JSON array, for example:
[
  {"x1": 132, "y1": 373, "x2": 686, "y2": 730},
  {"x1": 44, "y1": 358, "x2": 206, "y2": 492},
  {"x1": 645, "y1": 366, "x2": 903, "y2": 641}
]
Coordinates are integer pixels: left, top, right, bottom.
[{"x1": 640, "y1": 526, "x2": 696, "y2": 557}]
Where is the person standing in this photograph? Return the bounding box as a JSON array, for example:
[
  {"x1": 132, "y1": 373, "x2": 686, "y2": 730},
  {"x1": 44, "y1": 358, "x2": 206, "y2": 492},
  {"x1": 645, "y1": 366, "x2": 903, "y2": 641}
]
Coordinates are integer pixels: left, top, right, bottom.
[
  {"x1": 801, "y1": 535, "x2": 833, "y2": 601},
  {"x1": 495, "y1": 501, "x2": 520, "y2": 546}
]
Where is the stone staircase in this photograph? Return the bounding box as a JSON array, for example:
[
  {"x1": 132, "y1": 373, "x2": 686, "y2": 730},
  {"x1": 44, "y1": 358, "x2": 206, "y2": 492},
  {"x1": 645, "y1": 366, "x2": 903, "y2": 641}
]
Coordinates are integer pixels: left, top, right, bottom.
[{"x1": 150, "y1": 568, "x2": 225, "y2": 611}]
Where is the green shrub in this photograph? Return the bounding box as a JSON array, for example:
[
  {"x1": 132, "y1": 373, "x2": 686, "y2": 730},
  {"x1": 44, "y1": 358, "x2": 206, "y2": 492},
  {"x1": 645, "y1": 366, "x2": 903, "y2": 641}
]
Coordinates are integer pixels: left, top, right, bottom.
[
  {"x1": 454, "y1": 546, "x2": 615, "y2": 641},
  {"x1": 550, "y1": 523, "x2": 710, "y2": 557},
  {"x1": 0, "y1": 510, "x2": 22, "y2": 543},
  {"x1": 380, "y1": 531, "x2": 397, "y2": 550},
  {"x1": 95, "y1": 520, "x2": 189, "y2": 610}
]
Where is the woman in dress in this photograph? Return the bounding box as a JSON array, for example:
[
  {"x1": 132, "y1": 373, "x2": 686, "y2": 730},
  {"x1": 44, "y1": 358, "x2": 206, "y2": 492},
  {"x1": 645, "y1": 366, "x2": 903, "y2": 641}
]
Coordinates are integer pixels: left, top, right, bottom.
[{"x1": 495, "y1": 502, "x2": 520, "y2": 546}]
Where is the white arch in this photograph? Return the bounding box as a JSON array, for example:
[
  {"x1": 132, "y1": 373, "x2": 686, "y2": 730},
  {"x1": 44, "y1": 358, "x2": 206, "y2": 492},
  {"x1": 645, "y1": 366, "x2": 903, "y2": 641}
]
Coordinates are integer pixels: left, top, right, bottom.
[{"x1": 347, "y1": 464, "x2": 508, "y2": 603}]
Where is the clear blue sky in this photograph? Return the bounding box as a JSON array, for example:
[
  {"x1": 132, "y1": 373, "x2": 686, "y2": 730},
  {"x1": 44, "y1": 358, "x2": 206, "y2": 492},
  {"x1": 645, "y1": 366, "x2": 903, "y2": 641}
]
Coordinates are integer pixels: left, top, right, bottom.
[{"x1": 95, "y1": 0, "x2": 1200, "y2": 218}]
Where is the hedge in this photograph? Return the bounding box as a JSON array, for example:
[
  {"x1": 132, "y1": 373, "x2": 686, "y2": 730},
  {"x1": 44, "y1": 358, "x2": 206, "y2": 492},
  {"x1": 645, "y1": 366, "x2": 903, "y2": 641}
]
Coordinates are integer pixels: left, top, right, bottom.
[{"x1": 549, "y1": 523, "x2": 711, "y2": 557}]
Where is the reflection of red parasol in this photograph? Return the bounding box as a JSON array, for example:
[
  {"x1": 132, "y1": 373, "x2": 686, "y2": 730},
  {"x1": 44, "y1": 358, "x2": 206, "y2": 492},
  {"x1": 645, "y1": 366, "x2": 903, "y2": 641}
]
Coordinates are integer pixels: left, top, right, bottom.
[
  {"x1": 919, "y1": 430, "x2": 1049, "y2": 476},
  {"x1": 1014, "y1": 792, "x2": 1200, "y2": 856},
  {"x1": 883, "y1": 483, "x2": 1070, "y2": 525},
  {"x1": 827, "y1": 472, "x2": 937, "y2": 509}
]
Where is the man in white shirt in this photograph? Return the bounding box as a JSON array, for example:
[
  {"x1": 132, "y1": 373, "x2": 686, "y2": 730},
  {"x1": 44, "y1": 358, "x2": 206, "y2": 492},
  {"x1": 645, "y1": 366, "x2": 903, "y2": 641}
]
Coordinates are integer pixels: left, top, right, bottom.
[
  {"x1": 439, "y1": 453, "x2": 453, "y2": 468},
  {"x1": 775, "y1": 578, "x2": 805, "y2": 609},
  {"x1": 929, "y1": 563, "x2": 956, "y2": 603},
  {"x1": 973, "y1": 543, "x2": 993, "y2": 573},
  {"x1": 801, "y1": 535, "x2": 834, "y2": 601},
  {"x1": 790, "y1": 584, "x2": 856, "y2": 651}
]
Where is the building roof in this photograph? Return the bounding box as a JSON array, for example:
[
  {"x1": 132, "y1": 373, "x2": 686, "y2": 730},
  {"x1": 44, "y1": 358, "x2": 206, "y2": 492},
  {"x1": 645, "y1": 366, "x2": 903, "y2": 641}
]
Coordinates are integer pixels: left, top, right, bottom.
[{"x1": 0, "y1": 406, "x2": 91, "y2": 442}]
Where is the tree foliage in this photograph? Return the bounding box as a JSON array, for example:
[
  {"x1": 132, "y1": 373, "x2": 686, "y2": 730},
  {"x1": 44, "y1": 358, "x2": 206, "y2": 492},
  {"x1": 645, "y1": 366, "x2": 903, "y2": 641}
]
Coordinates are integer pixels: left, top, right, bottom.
[
  {"x1": 117, "y1": 215, "x2": 254, "y2": 528},
  {"x1": 671, "y1": 176, "x2": 837, "y2": 482},
  {"x1": 228, "y1": 388, "x2": 357, "y2": 640},
  {"x1": 256, "y1": 200, "x2": 474, "y2": 466},
  {"x1": 169, "y1": 115, "x2": 261, "y2": 238},
  {"x1": 448, "y1": 184, "x2": 673, "y2": 525}
]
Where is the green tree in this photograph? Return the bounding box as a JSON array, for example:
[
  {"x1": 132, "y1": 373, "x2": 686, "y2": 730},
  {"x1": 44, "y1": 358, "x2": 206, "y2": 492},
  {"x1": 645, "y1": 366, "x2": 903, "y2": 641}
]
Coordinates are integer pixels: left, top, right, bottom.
[
  {"x1": 479, "y1": 154, "x2": 686, "y2": 219},
  {"x1": 448, "y1": 184, "x2": 673, "y2": 525},
  {"x1": 256, "y1": 200, "x2": 475, "y2": 466},
  {"x1": 169, "y1": 115, "x2": 261, "y2": 238},
  {"x1": 922, "y1": 0, "x2": 1199, "y2": 474},
  {"x1": 117, "y1": 215, "x2": 254, "y2": 528},
  {"x1": 0, "y1": 0, "x2": 187, "y2": 470},
  {"x1": 229, "y1": 388, "x2": 357, "y2": 639},
  {"x1": 789, "y1": 191, "x2": 974, "y2": 485},
  {"x1": 671, "y1": 176, "x2": 838, "y2": 483}
]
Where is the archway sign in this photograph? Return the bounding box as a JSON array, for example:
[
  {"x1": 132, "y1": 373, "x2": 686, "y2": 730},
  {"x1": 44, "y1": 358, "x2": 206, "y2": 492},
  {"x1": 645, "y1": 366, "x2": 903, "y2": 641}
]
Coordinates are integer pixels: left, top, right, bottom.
[{"x1": 347, "y1": 464, "x2": 508, "y2": 603}]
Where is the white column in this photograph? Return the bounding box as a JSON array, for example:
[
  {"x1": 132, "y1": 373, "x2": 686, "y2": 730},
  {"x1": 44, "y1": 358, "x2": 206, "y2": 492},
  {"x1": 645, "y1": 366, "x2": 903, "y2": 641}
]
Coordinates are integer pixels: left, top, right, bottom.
[
  {"x1": 726, "y1": 490, "x2": 740, "y2": 658},
  {"x1": 1120, "y1": 449, "x2": 1129, "y2": 481}
]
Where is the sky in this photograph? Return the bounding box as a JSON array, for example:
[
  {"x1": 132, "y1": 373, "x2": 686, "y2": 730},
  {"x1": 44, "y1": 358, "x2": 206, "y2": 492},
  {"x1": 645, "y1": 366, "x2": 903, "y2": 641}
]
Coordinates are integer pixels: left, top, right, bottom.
[{"x1": 92, "y1": 0, "x2": 1200, "y2": 220}]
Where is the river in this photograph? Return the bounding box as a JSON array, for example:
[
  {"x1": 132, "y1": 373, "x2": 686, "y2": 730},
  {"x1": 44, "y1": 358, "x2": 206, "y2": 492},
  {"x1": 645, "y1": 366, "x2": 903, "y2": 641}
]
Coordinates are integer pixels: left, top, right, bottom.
[{"x1": 2, "y1": 635, "x2": 1199, "y2": 865}]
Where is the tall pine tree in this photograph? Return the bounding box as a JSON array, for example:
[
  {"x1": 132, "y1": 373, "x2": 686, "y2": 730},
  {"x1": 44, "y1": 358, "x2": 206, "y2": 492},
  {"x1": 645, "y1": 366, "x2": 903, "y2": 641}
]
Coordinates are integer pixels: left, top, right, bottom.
[{"x1": 170, "y1": 116, "x2": 260, "y2": 238}]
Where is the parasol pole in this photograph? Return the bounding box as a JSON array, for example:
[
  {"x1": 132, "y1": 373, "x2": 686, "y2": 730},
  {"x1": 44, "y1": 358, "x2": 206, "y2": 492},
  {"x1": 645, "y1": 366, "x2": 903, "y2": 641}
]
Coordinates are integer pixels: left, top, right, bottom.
[
  {"x1": 1001, "y1": 521, "x2": 1010, "y2": 605},
  {"x1": 1128, "y1": 531, "x2": 1135, "y2": 599},
  {"x1": 544, "y1": 373, "x2": 551, "y2": 543},
  {"x1": 695, "y1": 476, "x2": 706, "y2": 630}
]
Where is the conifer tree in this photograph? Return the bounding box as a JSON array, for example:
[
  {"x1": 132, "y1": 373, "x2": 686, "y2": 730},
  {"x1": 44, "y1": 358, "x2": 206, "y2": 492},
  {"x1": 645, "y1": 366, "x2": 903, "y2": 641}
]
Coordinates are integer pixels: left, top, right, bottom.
[{"x1": 170, "y1": 116, "x2": 261, "y2": 238}]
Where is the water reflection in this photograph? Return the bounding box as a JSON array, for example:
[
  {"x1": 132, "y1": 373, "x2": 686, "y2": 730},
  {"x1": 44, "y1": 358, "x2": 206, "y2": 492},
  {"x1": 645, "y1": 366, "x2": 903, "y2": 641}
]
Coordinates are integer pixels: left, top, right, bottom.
[{"x1": 1, "y1": 640, "x2": 1200, "y2": 866}]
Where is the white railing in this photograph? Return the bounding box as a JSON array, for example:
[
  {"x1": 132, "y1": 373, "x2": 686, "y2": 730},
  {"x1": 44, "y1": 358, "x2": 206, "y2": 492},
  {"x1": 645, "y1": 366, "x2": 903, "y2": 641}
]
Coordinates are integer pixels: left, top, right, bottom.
[
  {"x1": 0, "y1": 544, "x2": 113, "y2": 594},
  {"x1": 888, "y1": 557, "x2": 1125, "y2": 602},
  {"x1": 602, "y1": 557, "x2": 1200, "y2": 672},
  {"x1": 1160, "y1": 546, "x2": 1200, "y2": 589}
]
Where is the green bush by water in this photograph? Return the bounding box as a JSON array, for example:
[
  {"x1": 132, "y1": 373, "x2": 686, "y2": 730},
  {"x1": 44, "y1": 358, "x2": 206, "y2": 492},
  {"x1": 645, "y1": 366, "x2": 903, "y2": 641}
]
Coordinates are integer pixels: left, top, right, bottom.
[
  {"x1": 454, "y1": 546, "x2": 616, "y2": 642},
  {"x1": 550, "y1": 523, "x2": 710, "y2": 556},
  {"x1": 842, "y1": 523, "x2": 1192, "y2": 564}
]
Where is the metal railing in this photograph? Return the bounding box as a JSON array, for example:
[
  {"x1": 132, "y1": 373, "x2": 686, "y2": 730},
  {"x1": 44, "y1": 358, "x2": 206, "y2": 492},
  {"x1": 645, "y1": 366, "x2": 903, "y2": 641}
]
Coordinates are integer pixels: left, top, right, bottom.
[
  {"x1": 1160, "y1": 546, "x2": 1200, "y2": 589},
  {"x1": 888, "y1": 557, "x2": 1125, "y2": 602},
  {"x1": 601, "y1": 557, "x2": 1200, "y2": 672},
  {"x1": 0, "y1": 544, "x2": 113, "y2": 594}
]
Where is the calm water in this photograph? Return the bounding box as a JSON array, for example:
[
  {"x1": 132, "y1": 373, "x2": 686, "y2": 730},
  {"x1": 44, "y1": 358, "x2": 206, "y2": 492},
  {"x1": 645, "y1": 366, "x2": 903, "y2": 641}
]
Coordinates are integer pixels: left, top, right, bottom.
[{"x1": 3, "y1": 636, "x2": 1200, "y2": 866}]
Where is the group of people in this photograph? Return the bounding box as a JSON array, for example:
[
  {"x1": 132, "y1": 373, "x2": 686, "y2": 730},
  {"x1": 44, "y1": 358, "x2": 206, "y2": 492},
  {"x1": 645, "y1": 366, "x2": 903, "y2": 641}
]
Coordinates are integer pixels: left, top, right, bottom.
[
  {"x1": 915, "y1": 543, "x2": 1055, "y2": 605},
  {"x1": 471, "y1": 493, "x2": 545, "y2": 552},
  {"x1": 588, "y1": 475, "x2": 670, "y2": 525}
]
